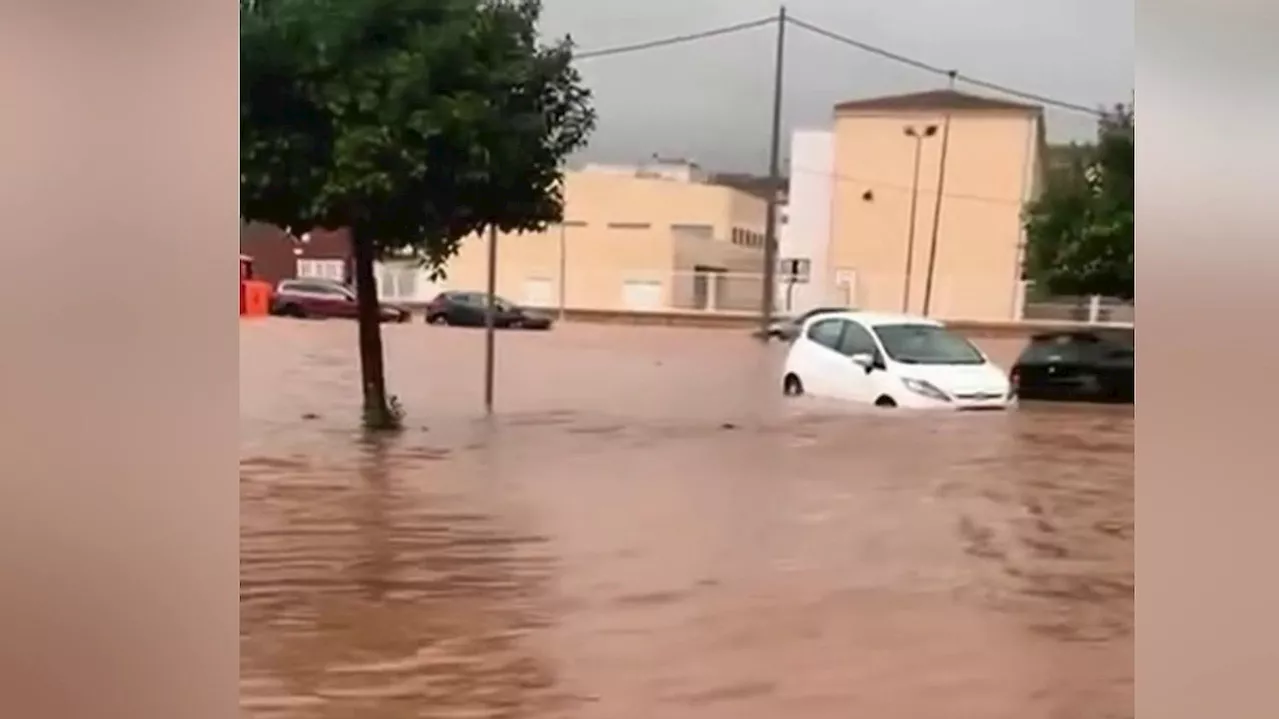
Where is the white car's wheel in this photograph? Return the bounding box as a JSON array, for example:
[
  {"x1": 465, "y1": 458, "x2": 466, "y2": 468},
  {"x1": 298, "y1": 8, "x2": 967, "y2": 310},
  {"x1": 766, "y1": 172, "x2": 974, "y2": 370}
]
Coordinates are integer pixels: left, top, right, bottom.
[{"x1": 783, "y1": 373, "x2": 804, "y2": 396}]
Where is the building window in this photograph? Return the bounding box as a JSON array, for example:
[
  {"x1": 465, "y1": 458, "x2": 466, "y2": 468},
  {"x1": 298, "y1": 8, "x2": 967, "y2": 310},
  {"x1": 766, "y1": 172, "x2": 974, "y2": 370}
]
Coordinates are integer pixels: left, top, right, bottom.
[
  {"x1": 297, "y1": 258, "x2": 345, "y2": 282},
  {"x1": 670, "y1": 223, "x2": 714, "y2": 239},
  {"x1": 607, "y1": 222, "x2": 651, "y2": 230},
  {"x1": 729, "y1": 228, "x2": 765, "y2": 248}
]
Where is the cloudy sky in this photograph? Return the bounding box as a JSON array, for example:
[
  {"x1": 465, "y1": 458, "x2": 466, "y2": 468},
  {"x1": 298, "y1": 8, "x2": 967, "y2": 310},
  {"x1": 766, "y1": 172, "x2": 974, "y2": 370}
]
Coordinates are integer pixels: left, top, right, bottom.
[{"x1": 539, "y1": 0, "x2": 1134, "y2": 172}]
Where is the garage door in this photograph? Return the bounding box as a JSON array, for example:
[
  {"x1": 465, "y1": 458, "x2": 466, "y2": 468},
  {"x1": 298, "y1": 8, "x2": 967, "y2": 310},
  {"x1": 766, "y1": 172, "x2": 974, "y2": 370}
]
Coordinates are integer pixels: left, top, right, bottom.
[
  {"x1": 375, "y1": 263, "x2": 419, "y2": 302},
  {"x1": 621, "y1": 280, "x2": 663, "y2": 310},
  {"x1": 522, "y1": 277, "x2": 554, "y2": 308}
]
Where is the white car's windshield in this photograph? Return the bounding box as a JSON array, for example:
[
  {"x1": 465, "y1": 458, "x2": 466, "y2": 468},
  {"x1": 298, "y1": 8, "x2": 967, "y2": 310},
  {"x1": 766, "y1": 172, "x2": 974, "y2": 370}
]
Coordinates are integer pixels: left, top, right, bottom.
[{"x1": 873, "y1": 324, "x2": 985, "y2": 365}]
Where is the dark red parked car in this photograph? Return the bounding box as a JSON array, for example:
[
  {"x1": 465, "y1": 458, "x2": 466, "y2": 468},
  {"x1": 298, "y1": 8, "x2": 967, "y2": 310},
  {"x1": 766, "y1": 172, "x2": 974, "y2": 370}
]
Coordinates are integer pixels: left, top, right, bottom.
[{"x1": 270, "y1": 279, "x2": 410, "y2": 322}]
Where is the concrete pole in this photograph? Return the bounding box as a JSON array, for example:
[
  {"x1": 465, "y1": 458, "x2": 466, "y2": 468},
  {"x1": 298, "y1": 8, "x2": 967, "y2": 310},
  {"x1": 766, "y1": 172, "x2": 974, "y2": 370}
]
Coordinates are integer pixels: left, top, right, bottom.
[{"x1": 758, "y1": 5, "x2": 787, "y2": 337}]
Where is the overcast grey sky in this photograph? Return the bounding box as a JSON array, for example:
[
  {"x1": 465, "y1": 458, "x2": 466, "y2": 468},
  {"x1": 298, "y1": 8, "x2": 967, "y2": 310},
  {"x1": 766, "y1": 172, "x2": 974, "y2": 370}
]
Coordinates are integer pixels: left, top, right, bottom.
[{"x1": 540, "y1": 0, "x2": 1134, "y2": 172}]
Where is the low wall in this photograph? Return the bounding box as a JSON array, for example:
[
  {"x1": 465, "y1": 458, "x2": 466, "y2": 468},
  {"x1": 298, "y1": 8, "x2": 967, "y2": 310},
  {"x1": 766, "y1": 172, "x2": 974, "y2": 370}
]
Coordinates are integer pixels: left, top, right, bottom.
[
  {"x1": 943, "y1": 318, "x2": 1134, "y2": 341},
  {"x1": 560, "y1": 307, "x2": 759, "y2": 329},
  {"x1": 553, "y1": 308, "x2": 1132, "y2": 342}
]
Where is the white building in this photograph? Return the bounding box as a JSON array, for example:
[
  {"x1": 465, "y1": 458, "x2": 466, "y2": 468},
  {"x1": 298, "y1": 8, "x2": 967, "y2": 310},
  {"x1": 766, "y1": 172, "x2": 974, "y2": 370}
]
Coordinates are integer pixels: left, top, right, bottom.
[{"x1": 777, "y1": 129, "x2": 842, "y2": 312}]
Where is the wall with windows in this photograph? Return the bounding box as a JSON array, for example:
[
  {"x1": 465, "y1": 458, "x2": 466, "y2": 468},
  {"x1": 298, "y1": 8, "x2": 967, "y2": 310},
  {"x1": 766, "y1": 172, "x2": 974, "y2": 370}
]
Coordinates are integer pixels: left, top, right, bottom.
[
  {"x1": 437, "y1": 168, "x2": 767, "y2": 311},
  {"x1": 239, "y1": 222, "x2": 351, "y2": 287},
  {"x1": 670, "y1": 227, "x2": 765, "y2": 311}
]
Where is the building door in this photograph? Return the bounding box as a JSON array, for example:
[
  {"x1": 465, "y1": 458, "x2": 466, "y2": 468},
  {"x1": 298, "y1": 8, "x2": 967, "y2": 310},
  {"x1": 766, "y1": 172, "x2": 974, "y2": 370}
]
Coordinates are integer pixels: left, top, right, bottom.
[
  {"x1": 621, "y1": 280, "x2": 663, "y2": 310},
  {"x1": 522, "y1": 277, "x2": 554, "y2": 308},
  {"x1": 691, "y1": 265, "x2": 725, "y2": 310},
  {"x1": 834, "y1": 268, "x2": 858, "y2": 307},
  {"x1": 296, "y1": 258, "x2": 346, "y2": 282}
]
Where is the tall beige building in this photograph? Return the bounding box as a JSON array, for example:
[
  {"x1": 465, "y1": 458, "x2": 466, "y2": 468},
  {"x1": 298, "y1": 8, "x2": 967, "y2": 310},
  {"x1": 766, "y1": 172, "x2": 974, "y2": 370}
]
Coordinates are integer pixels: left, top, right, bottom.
[
  {"x1": 784, "y1": 89, "x2": 1046, "y2": 321},
  {"x1": 830, "y1": 89, "x2": 1046, "y2": 320}
]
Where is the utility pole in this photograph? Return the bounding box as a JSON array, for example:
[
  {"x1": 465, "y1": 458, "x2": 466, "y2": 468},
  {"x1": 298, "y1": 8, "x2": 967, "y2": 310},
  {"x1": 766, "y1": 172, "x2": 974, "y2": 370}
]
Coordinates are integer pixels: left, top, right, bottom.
[
  {"x1": 901, "y1": 124, "x2": 937, "y2": 312},
  {"x1": 758, "y1": 5, "x2": 787, "y2": 338},
  {"x1": 921, "y1": 71, "x2": 957, "y2": 317},
  {"x1": 483, "y1": 224, "x2": 498, "y2": 413}
]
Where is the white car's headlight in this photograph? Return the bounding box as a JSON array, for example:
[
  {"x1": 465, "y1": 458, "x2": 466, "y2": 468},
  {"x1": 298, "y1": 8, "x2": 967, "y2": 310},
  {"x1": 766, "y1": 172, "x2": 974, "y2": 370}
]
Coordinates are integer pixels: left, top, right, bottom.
[{"x1": 902, "y1": 378, "x2": 951, "y2": 402}]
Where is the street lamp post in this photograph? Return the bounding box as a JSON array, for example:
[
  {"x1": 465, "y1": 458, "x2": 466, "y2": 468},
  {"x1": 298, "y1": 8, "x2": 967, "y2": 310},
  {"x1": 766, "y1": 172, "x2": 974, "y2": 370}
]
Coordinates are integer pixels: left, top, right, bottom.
[
  {"x1": 557, "y1": 221, "x2": 567, "y2": 321},
  {"x1": 901, "y1": 124, "x2": 937, "y2": 312}
]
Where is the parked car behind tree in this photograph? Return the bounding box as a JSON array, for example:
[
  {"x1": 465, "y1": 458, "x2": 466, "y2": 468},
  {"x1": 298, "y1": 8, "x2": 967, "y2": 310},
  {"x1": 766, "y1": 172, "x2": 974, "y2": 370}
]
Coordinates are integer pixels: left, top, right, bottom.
[{"x1": 271, "y1": 279, "x2": 409, "y2": 322}]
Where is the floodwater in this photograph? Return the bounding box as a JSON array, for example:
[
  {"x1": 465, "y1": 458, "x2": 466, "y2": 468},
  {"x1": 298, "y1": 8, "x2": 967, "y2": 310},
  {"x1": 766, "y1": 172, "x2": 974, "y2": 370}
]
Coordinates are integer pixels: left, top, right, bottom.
[{"x1": 241, "y1": 321, "x2": 1133, "y2": 719}]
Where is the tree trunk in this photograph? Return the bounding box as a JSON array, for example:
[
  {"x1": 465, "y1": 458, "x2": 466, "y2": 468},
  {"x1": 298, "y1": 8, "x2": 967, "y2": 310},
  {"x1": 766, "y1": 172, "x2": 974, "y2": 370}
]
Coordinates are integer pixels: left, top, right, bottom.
[{"x1": 350, "y1": 227, "x2": 394, "y2": 429}]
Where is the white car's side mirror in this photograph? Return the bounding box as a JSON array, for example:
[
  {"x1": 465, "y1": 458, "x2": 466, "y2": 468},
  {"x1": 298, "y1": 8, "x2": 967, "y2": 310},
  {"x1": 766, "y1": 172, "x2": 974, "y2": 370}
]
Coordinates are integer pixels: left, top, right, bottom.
[{"x1": 851, "y1": 353, "x2": 875, "y2": 372}]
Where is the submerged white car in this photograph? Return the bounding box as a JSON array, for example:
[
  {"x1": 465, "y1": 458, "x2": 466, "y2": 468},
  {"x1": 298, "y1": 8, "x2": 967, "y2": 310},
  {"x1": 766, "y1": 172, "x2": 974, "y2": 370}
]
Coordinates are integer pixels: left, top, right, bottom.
[{"x1": 781, "y1": 311, "x2": 1013, "y2": 410}]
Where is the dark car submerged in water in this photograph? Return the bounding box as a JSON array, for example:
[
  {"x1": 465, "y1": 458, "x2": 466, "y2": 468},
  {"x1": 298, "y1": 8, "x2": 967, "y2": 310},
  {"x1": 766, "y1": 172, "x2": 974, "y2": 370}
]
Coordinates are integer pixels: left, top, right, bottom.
[
  {"x1": 1010, "y1": 329, "x2": 1134, "y2": 403},
  {"x1": 424, "y1": 291, "x2": 554, "y2": 330}
]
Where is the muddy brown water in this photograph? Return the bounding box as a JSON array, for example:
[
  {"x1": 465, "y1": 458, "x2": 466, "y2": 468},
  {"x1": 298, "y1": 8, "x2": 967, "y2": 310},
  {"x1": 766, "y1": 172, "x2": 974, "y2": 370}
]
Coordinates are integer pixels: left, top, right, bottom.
[{"x1": 241, "y1": 320, "x2": 1133, "y2": 719}]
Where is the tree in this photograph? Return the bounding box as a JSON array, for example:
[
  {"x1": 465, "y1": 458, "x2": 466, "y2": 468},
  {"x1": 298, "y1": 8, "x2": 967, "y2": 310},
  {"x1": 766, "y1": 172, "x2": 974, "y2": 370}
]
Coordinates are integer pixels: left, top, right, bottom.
[
  {"x1": 240, "y1": 0, "x2": 595, "y2": 429},
  {"x1": 1023, "y1": 102, "x2": 1134, "y2": 300}
]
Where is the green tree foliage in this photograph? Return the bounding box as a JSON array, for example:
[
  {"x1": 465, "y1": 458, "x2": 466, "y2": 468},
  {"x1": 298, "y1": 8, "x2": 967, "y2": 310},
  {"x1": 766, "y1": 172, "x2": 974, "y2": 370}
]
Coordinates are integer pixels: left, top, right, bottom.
[
  {"x1": 1023, "y1": 103, "x2": 1133, "y2": 300},
  {"x1": 241, "y1": 0, "x2": 596, "y2": 429}
]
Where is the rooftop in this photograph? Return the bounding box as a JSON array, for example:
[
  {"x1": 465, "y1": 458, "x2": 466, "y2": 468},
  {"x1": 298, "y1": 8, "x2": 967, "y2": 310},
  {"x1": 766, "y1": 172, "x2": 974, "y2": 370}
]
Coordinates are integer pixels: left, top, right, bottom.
[
  {"x1": 708, "y1": 172, "x2": 789, "y2": 200},
  {"x1": 581, "y1": 156, "x2": 708, "y2": 183},
  {"x1": 834, "y1": 89, "x2": 1040, "y2": 115}
]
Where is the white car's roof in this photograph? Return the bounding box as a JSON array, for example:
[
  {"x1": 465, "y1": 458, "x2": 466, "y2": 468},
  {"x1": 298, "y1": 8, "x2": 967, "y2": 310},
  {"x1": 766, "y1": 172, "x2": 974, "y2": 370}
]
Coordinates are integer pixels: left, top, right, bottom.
[{"x1": 802, "y1": 310, "x2": 943, "y2": 328}]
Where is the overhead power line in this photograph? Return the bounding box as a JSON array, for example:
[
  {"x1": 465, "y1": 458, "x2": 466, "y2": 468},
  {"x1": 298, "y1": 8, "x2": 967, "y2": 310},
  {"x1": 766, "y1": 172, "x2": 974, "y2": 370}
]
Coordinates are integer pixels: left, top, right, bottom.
[
  {"x1": 575, "y1": 17, "x2": 776, "y2": 60},
  {"x1": 572, "y1": 15, "x2": 1107, "y2": 118},
  {"x1": 782, "y1": 16, "x2": 1105, "y2": 117},
  {"x1": 785, "y1": 17, "x2": 952, "y2": 78},
  {"x1": 951, "y1": 74, "x2": 1103, "y2": 116}
]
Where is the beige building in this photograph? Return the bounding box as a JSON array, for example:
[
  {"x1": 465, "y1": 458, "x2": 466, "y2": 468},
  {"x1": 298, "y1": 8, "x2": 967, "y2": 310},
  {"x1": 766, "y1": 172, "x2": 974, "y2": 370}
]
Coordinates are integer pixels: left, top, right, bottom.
[
  {"x1": 784, "y1": 89, "x2": 1046, "y2": 321},
  {"x1": 375, "y1": 160, "x2": 769, "y2": 312},
  {"x1": 830, "y1": 90, "x2": 1046, "y2": 320}
]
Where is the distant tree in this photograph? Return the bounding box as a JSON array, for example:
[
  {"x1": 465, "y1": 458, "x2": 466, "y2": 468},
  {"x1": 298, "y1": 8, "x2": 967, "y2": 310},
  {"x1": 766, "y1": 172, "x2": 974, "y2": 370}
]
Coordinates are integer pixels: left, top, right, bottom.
[
  {"x1": 240, "y1": 0, "x2": 595, "y2": 429},
  {"x1": 1023, "y1": 102, "x2": 1134, "y2": 300},
  {"x1": 1043, "y1": 142, "x2": 1092, "y2": 178}
]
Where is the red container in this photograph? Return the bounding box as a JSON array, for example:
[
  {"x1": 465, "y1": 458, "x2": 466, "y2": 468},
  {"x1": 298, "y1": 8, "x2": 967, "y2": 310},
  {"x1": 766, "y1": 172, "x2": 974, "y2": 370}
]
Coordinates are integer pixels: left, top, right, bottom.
[{"x1": 239, "y1": 254, "x2": 272, "y2": 317}]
